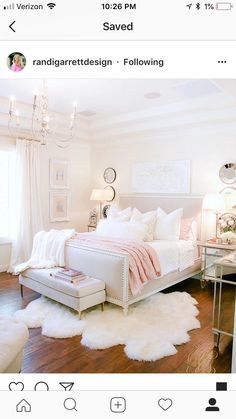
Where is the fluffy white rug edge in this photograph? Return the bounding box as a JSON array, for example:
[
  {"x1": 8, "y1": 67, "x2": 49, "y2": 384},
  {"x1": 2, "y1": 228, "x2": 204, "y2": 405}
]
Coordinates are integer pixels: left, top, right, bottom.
[{"x1": 14, "y1": 291, "x2": 201, "y2": 362}]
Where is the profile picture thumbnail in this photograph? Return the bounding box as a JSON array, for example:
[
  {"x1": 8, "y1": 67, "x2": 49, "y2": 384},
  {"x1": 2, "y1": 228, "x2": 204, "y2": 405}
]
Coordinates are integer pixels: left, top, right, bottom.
[{"x1": 7, "y1": 52, "x2": 26, "y2": 72}]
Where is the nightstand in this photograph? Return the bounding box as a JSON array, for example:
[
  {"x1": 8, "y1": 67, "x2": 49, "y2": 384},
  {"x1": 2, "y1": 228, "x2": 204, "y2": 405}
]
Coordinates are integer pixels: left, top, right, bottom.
[
  {"x1": 197, "y1": 241, "x2": 236, "y2": 285},
  {"x1": 88, "y1": 225, "x2": 96, "y2": 232},
  {"x1": 212, "y1": 253, "x2": 236, "y2": 363}
]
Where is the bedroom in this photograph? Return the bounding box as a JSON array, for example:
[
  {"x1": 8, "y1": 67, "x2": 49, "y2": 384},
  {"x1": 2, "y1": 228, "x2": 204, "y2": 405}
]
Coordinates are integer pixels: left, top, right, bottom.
[{"x1": 0, "y1": 78, "x2": 236, "y2": 374}]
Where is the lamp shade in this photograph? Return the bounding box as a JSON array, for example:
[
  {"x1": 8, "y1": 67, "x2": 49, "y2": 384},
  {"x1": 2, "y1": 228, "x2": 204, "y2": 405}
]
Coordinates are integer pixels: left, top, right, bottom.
[
  {"x1": 90, "y1": 189, "x2": 110, "y2": 202},
  {"x1": 202, "y1": 194, "x2": 225, "y2": 211},
  {"x1": 220, "y1": 188, "x2": 236, "y2": 210}
]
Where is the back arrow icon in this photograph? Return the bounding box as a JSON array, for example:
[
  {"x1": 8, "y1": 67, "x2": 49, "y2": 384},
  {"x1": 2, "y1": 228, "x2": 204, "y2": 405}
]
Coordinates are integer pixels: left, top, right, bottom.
[{"x1": 9, "y1": 21, "x2": 16, "y2": 32}]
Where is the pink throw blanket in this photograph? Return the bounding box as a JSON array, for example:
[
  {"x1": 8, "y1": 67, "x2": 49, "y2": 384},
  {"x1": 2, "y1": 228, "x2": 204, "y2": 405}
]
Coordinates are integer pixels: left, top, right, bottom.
[{"x1": 70, "y1": 233, "x2": 161, "y2": 296}]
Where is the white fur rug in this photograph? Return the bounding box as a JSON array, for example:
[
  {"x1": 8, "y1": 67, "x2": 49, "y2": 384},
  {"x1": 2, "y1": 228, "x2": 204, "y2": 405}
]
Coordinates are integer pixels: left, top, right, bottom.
[{"x1": 14, "y1": 292, "x2": 200, "y2": 362}]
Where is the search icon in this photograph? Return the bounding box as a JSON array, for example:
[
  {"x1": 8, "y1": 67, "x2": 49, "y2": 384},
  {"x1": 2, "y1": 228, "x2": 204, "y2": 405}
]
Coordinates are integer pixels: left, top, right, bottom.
[{"x1": 64, "y1": 398, "x2": 77, "y2": 411}]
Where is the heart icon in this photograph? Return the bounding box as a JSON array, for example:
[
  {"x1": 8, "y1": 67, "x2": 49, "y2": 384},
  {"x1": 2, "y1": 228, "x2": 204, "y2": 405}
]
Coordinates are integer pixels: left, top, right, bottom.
[
  {"x1": 158, "y1": 398, "x2": 173, "y2": 411},
  {"x1": 9, "y1": 382, "x2": 24, "y2": 391}
]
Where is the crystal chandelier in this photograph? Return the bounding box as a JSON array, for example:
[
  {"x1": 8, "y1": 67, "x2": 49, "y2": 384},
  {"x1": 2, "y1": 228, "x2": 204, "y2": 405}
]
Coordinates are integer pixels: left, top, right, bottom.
[{"x1": 8, "y1": 81, "x2": 78, "y2": 148}]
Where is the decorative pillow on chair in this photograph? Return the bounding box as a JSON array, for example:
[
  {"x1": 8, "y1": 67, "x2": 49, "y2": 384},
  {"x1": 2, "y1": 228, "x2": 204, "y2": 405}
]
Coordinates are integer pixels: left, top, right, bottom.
[
  {"x1": 154, "y1": 208, "x2": 183, "y2": 240},
  {"x1": 107, "y1": 205, "x2": 132, "y2": 222},
  {"x1": 96, "y1": 219, "x2": 147, "y2": 241},
  {"x1": 130, "y1": 208, "x2": 157, "y2": 241}
]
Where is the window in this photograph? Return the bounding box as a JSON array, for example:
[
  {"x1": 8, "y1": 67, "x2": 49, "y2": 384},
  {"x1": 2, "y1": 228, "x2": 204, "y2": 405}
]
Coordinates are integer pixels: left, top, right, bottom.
[{"x1": 0, "y1": 150, "x2": 15, "y2": 238}]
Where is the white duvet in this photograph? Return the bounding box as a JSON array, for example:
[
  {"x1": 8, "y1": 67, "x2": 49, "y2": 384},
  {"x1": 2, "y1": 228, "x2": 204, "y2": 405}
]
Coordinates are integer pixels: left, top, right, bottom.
[
  {"x1": 82, "y1": 233, "x2": 197, "y2": 277},
  {"x1": 148, "y1": 240, "x2": 197, "y2": 277}
]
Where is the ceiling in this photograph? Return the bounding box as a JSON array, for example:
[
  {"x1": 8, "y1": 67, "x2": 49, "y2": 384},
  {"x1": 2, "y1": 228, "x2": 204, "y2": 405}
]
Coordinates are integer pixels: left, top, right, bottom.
[{"x1": 1, "y1": 79, "x2": 236, "y2": 119}]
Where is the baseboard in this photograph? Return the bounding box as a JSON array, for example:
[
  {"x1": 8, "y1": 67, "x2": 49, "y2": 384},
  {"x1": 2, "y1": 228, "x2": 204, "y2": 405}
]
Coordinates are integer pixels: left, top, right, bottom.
[{"x1": 0, "y1": 264, "x2": 9, "y2": 273}]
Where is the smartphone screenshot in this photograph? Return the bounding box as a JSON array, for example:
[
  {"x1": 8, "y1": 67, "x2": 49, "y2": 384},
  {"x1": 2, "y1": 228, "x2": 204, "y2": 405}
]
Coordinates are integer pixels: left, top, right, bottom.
[{"x1": 0, "y1": 0, "x2": 236, "y2": 417}]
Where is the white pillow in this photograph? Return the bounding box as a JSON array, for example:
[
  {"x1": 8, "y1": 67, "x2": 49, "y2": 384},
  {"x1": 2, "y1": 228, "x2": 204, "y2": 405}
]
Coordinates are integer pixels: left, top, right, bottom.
[
  {"x1": 107, "y1": 205, "x2": 132, "y2": 222},
  {"x1": 96, "y1": 219, "x2": 147, "y2": 241},
  {"x1": 130, "y1": 208, "x2": 157, "y2": 241},
  {"x1": 154, "y1": 207, "x2": 183, "y2": 240}
]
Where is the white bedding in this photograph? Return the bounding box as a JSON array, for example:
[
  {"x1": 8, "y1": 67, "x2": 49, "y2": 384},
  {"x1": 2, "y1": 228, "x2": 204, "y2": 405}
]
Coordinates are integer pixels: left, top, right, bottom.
[
  {"x1": 148, "y1": 240, "x2": 196, "y2": 277},
  {"x1": 84, "y1": 232, "x2": 197, "y2": 277}
]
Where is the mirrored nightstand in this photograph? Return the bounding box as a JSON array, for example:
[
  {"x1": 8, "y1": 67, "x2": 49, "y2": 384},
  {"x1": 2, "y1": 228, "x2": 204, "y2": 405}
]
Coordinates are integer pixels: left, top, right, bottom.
[
  {"x1": 213, "y1": 253, "x2": 236, "y2": 361},
  {"x1": 198, "y1": 241, "x2": 236, "y2": 285}
]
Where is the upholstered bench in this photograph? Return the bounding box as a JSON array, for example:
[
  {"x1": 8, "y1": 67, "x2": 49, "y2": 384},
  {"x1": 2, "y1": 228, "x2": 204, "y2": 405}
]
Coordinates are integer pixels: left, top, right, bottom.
[
  {"x1": 19, "y1": 268, "x2": 106, "y2": 318},
  {"x1": 0, "y1": 317, "x2": 29, "y2": 373}
]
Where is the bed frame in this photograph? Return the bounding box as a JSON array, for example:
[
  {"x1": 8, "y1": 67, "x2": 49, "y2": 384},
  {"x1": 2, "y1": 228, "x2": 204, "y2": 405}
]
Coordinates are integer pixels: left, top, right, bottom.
[{"x1": 65, "y1": 195, "x2": 203, "y2": 314}]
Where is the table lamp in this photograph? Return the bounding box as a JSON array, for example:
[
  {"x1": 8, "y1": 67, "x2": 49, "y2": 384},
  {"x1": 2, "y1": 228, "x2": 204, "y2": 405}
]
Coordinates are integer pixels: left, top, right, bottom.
[
  {"x1": 202, "y1": 193, "x2": 225, "y2": 239},
  {"x1": 220, "y1": 187, "x2": 236, "y2": 210},
  {"x1": 90, "y1": 188, "x2": 111, "y2": 219}
]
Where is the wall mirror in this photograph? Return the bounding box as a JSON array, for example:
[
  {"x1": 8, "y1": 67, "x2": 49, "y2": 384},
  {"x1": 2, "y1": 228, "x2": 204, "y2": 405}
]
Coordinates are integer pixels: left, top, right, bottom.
[
  {"x1": 104, "y1": 186, "x2": 116, "y2": 202},
  {"x1": 219, "y1": 163, "x2": 236, "y2": 184}
]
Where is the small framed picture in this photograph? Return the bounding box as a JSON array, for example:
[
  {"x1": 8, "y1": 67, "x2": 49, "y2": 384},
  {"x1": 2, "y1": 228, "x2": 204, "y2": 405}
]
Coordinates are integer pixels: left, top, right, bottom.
[
  {"x1": 89, "y1": 208, "x2": 98, "y2": 227},
  {"x1": 50, "y1": 191, "x2": 70, "y2": 222},
  {"x1": 50, "y1": 159, "x2": 69, "y2": 189}
]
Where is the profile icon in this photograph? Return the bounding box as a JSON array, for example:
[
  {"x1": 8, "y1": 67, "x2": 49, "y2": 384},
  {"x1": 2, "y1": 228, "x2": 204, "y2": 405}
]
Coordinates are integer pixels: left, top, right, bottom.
[
  {"x1": 205, "y1": 398, "x2": 220, "y2": 412},
  {"x1": 7, "y1": 52, "x2": 26, "y2": 72}
]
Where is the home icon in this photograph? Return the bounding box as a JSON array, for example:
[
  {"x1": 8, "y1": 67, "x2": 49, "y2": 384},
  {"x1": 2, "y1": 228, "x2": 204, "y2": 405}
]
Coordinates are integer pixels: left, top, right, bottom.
[{"x1": 16, "y1": 399, "x2": 31, "y2": 413}]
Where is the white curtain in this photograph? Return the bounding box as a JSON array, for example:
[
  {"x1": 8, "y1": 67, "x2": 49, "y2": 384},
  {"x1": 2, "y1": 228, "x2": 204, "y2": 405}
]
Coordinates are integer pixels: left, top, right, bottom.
[{"x1": 9, "y1": 139, "x2": 43, "y2": 270}]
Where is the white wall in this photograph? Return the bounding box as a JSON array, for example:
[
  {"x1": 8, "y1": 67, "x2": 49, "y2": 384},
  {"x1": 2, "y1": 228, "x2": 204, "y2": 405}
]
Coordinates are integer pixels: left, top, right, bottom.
[
  {"x1": 90, "y1": 123, "x2": 236, "y2": 197},
  {"x1": 0, "y1": 136, "x2": 91, "y2": 235},
  {"x1": 40, "y1": 140, "x2": 90, "y2": 232}
]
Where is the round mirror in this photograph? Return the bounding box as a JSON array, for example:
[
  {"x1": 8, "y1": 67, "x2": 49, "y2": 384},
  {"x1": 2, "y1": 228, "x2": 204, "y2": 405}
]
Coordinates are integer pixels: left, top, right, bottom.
[
  {"x1": 219, "y1": 163, "x2": 236, "y2": 184},
  {"x1": 104, "y1": 186, "x2": 116, "y2": 202}
]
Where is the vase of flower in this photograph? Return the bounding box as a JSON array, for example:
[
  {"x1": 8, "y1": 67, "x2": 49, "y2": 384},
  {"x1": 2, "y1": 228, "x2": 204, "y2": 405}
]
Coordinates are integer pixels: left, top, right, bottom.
[{"x1": 218, "y1": 212, "x2": 236, "y2": 244}]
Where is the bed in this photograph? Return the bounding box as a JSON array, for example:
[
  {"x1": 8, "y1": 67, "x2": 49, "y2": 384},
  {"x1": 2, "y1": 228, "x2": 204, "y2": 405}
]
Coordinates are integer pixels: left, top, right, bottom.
[{"x1": 65, "y1": 195, "x2": 203, "y2": 314}]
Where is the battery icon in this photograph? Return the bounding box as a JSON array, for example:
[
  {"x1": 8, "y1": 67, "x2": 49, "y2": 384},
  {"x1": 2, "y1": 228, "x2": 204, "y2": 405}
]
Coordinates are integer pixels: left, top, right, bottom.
[{"x1": 216, "y1": 2, "x2": 233, "y2": 9}]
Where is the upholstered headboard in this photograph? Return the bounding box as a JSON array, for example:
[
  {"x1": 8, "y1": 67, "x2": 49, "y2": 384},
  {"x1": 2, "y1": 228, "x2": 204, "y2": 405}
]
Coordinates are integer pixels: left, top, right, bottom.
[{"x1": 118, "y1": 194, "x2": 203, "y2": 239}]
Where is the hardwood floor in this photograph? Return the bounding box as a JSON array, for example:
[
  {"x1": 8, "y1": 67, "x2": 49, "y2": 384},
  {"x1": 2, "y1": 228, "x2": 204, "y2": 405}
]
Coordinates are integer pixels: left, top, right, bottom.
[{"x1": 0, "y1": 272, "x2": 234, "y2": 373}]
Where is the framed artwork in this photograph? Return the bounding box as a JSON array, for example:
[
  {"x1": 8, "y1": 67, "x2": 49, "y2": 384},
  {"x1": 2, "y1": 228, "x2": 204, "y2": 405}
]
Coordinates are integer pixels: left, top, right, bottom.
[
  {"x1": 103, "y1": 167, "x2": 116, "y2": 184},
  {"x1": 89, "y1": 208, "x2": 98, "y2": 227},
  {"x1": 132, "y1": 160, "x2": 191, "y2": 194},
  {"x1": 50, "y1": 159, "x2": 69, "y2": 189},
  {"x1": 50, "y1": 191, "x2": 70, "y2": 222}
]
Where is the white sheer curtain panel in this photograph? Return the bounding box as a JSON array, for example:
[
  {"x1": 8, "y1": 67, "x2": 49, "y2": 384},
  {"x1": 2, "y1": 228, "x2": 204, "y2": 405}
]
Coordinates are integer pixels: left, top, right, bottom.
[{"x1": 9, "y1": 139, "x2": 43, "y2": 270}]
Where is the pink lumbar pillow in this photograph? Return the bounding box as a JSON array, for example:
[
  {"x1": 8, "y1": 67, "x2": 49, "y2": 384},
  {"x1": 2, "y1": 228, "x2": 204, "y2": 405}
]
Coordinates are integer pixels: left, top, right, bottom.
[{"x1": 180, "y1": 218, "x2": 198, "y2": 241}]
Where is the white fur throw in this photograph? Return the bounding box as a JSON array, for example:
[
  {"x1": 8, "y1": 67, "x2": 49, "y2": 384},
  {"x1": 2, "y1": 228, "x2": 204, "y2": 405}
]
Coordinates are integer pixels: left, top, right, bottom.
[{"x1": 14, "y1": 229, "x2": 75, "y2": 275}]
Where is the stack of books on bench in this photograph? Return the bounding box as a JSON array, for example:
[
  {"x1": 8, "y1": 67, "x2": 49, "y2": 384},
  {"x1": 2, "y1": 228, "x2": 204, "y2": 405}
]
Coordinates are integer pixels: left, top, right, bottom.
[{"x1": 54, "y1": 268, "x2": 88, "y2": 284}]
